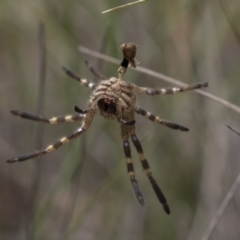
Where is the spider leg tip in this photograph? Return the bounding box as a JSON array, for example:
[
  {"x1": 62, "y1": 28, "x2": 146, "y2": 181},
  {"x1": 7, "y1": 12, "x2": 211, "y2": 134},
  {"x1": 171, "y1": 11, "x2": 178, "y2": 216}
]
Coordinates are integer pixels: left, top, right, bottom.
[
  {"x1": 62, "y1": 66, "x2": 69, "y2": 73},
  {"x1": 180, "y1": 126, "x2": 189, "y2": 132},
  {"x1": 139, "y1": 198, "x2": 145, "y2": 206},
  {"x1": 6, "y1": 158, "x2": 17, "y2": 163},
  {"x1": 164, "y1": 204, "x2": 171, "y2": 215},
  {"x1": 11, "y1": 110, "x2": 19, "y2": 115}
]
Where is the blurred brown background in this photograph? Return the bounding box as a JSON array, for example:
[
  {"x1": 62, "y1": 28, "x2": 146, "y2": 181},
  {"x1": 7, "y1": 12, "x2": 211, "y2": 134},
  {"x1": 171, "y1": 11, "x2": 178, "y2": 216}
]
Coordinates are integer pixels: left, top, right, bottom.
[{"x1": 1, "y1": 0, "x2": 240, "y2": 239}]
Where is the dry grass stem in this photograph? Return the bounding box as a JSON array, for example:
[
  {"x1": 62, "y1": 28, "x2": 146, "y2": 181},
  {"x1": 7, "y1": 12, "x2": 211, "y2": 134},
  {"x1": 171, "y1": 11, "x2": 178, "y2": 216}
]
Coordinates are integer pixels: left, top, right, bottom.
[
  {"x1": 219, "y1": 0, "x2": 240, "y2": 45},
  {"x1": 201, "y1": 173, "x2": 240, "y2": 240},
  {"x1": 225, "y1": 123, "x2": 240, "y2": 137},
  {"x1": 102, "y1": 0, "x2": 148, "y2": 14},
  {"x1": 79, "y1": 45, "x2": 240, "y2": 114},
  {"x1": 200, "y1": 124, "x2": 240, "y2": 240}
]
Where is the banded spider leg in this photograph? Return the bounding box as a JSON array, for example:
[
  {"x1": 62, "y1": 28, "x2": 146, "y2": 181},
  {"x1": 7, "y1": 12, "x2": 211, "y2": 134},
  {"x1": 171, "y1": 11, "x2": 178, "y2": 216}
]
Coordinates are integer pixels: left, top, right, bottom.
[
  {"x1": 10, "y1": 110, "x2": 85, "y2": 124},
  {"x1": 132, "y1": 81, "x2": 208, "y2": 95},
  {"x1": 6, "y1": 110, "x2": 95, "y2": 163},
  {"x1": 121, "y1": 121, "x2": 170, "y2": 214}
]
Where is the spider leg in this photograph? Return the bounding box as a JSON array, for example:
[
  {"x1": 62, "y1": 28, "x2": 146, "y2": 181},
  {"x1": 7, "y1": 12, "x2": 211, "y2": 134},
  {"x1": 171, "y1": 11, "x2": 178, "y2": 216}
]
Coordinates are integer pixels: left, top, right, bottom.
[
  {"x1": 117, "y1": 118, "x2": 135, "y2": 126},
  {"x1": 84, "y1": 60, "x2": 106, "y2": 80},
  {"x1": 76, "y1": 95, "x2": 132, "y2": 126},
  {"x1": 134, "y1": 106, "x2": 188, "y2": 131},
  {"x1": 6, "y1": 110, "x2": 95, "y2": 163},
  {"x1": 6, "y1": 128, "x2": 85, "y2": 163},
  {"x1": 11, "y1": 110, "x2": 84, "y2": 124},
  {"x1": 62, "y1": 66, "x2": 96, "y2": 90},
  {"x1": 73, "y1": 106, "x2": 95, "y2": 114},
  {"x1": 121, "y1": 125, "x2": 145, "y2": 206},
  {"x1": 132, "y1": 82, "x2": 208, "y2": 95},
  {"x1": 130, "y1": 130, "x2": 170, "y2": 215}
]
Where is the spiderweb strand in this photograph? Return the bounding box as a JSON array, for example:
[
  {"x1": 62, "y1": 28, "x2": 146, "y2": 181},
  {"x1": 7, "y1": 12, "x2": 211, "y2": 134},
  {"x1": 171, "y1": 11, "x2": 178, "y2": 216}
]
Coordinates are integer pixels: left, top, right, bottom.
[{"x1": 102, "y1": 0, "x2": 149, "y2": 14}]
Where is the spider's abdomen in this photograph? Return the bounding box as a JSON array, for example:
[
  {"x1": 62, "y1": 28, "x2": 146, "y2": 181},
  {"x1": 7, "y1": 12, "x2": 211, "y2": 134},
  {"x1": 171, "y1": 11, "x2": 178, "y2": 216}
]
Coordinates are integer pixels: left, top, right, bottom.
[{"x1": 89, "y1": 77, "x2": 136, "y2": 119}]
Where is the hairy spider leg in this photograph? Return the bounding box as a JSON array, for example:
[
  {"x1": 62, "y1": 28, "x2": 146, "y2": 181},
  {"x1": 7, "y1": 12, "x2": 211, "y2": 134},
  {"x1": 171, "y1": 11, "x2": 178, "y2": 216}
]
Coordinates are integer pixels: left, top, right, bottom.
[
  {"x1": 134, "y1": 106, "x2": 188, "y2": 131},
  {"x1": 121, "y1": 124, "x2": 145, "y2": 206},
  {"x1": 129, "y1": 129, "x2": 170, "y2": 215},
  {"x1": 6, "y1": 110, "x2": 95, "y2": 163},
  {"x1": 132, "y1": 82, "x2": 208, "y2": 95},
  {"x1": 11, "y1": 110, "x2": 84, "y2": 124},
  {"x1": 73, "y1": 106, "x2": 135, "y2": 125},
  {"x1": 117, "y1": 118, "x2": 135, "y2": 126},
  {"x1": 62, "y1": 66, "x2": 97, "y2": 90}
]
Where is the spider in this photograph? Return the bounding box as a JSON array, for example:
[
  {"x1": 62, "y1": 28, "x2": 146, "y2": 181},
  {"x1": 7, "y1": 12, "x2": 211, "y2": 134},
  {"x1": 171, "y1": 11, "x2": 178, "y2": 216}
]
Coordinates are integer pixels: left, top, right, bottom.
[{"x1": 7, "y1": 43, "x2": 208, "y2": 214}]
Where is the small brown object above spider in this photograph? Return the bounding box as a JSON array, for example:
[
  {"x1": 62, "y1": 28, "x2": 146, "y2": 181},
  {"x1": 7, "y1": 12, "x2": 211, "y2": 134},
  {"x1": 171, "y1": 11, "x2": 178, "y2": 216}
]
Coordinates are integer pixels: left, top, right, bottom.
[{"x1": 7, "y1": 43, "x2": 208, "y2": 215}]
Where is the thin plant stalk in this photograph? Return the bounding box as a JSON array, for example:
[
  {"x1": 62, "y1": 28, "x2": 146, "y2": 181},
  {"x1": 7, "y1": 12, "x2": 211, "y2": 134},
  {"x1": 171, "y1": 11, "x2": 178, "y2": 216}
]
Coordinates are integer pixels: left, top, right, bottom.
[
  {"x1": 200, "y1": 124, "x2": 240, "y2": 240},
  {"x1": 26, "y1": 22, "x2": 47, "y2": 239},
  {"x1": 102, "y1": 0, "x2": 149, "y2": 14},
  {"x1": 219, "y1": 0, "x2": 240, "y2": 46},
  {"x1": 78, "y1": 45, "x2": 240, "y2": 114},
  {"x1": 201, "y1": 174, "x2": 240, "y2": 240},
  {"x1": 225, "y1": 123, "x2": 240, "y2": 137}
]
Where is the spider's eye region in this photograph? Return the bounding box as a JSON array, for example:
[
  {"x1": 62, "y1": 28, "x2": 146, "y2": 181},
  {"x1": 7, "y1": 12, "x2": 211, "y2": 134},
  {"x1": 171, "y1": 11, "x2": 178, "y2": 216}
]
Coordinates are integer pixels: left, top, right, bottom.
[{"x1": 97, "y1": 98, "x2": 117, "y2": 115}]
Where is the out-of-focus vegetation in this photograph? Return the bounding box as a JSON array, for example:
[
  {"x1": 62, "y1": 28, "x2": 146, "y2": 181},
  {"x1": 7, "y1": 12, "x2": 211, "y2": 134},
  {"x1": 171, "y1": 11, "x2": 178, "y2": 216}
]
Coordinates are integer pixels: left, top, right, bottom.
[{"x1": 1, "y1": 1, "x2": 240, "y2": 240}]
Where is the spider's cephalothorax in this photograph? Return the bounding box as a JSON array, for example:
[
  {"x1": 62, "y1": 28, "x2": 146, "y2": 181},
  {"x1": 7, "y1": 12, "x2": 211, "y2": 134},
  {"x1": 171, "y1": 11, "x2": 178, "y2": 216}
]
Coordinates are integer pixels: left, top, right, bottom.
[{"x1": 7, "y1": 43, "x2": 208, "y2": 215}]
